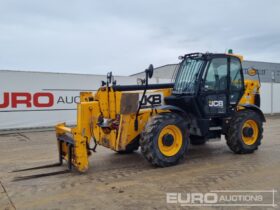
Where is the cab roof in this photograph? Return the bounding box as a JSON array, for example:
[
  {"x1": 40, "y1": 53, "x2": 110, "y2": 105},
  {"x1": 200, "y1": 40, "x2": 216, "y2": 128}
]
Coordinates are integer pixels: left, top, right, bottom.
[{"x1": 181, "y1": 52, "x2": 244, "y2": 62}]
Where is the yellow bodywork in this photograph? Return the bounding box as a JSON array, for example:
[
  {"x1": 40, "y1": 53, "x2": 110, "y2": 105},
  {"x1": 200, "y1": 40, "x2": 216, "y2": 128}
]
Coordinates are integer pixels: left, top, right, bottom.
[
  {"x1": 56, "y1": 78, "x2": 260, "y2": 172},
  {"x1": 56, "y1": 87, "x2": 172, "y2": 172},
  {"x1": 239, "y1": 80, "x2": 260, "y2": 105},
  {"x1": 55, "y1": 51, "x2": 261, "y2": 172}
]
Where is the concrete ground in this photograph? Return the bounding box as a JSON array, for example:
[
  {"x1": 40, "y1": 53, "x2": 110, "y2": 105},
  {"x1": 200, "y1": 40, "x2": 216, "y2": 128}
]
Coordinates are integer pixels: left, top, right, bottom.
[{"x1": 0, "y1": 117, "x2": 279, "y2": 210}]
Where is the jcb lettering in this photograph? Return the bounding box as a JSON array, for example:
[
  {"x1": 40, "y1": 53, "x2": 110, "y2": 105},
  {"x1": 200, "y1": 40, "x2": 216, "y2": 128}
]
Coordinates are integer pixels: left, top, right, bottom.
[
  {"x1": 209, "y1": 100, "x2": 223, "y2": 107},
  {"x1": 142, "y1": 94, "x2": 162, "y2": 106}
]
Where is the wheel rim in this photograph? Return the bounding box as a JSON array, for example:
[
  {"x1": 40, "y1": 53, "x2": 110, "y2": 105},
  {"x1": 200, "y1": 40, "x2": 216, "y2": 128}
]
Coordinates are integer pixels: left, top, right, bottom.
[
  {"x1": 242, "y1": 120, "x2": 259, "y2": 145},
  {"x1": 158, "y1": 125, "x2": 183, "y2": 157}
]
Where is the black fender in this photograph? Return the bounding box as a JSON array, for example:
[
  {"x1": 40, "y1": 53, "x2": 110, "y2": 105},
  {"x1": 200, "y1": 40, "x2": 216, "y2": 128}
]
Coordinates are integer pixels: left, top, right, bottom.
[
  {"x1": 254, "y1": 93, "x2": 261, "y2": 107},
  {"x1": 238, "y1": 104, "x2": 266, "y2": 122},
  {"x1": 155, "y1": 105, "x2": 188, "y2": 117}
]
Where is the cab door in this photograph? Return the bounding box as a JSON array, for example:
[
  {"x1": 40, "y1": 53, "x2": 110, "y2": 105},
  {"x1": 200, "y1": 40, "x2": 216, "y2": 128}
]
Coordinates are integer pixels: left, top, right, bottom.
[
  {"x1": 229, "y1": 56, "x2": 245, "y2": 107},
  {"x1": 199, "y1": 57, "x2": 229, "y2": 116}
]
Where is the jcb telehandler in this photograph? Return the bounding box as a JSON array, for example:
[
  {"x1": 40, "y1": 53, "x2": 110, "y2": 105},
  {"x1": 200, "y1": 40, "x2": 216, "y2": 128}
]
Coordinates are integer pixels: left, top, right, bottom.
[{"x1": 13, "y1": 52, "x2": 265, "y2": 178}]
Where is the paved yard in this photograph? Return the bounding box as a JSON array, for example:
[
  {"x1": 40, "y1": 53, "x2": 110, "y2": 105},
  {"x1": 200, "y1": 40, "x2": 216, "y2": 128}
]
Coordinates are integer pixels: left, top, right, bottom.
[{"x1": 0, "y1": 117, "x2": 279, "y2": 210}]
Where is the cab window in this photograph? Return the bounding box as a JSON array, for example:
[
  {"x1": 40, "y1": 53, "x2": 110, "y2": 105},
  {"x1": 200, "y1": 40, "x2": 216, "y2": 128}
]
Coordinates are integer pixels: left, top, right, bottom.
[
  {"x1": 204, "y1": 58, "x2": 228, "y2": 91},
  {"x1": 230, "y1": 57, "x2": 243, "y2": 90},
  {"x1": 230, "y1": 57, "x2": 244, "y2": 104}
]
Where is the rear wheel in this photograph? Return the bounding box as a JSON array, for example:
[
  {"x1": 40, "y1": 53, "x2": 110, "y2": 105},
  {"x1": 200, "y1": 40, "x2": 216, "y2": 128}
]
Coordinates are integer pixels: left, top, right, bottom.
[
  {"x1": 226, "y1": 110, "x2": 263, "y2": 154},
  {"x1": 140, "y1": 112, "x2": 189, "y2": 167}
]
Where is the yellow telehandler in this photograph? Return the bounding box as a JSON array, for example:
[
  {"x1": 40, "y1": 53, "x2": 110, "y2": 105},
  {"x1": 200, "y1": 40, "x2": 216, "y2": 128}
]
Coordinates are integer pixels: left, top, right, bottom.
[{"x1": 13, "y1": 52, "x2": 265, "y2": 179}]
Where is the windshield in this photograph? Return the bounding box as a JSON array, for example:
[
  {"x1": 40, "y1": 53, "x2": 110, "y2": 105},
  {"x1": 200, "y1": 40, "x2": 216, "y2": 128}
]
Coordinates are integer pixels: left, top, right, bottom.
[{"x1": 173, "y1": 58, "x2": 205, "y2": 94}]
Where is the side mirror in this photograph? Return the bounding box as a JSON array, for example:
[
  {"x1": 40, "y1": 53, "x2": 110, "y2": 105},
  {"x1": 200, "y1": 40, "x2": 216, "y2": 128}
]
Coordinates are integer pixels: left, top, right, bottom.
[
  {"x1": 145, "y1": 64, "x2": 154, "y2": 79},
  {"x1": 247, "y1": 68, "x2": 257, "y2": 76}
]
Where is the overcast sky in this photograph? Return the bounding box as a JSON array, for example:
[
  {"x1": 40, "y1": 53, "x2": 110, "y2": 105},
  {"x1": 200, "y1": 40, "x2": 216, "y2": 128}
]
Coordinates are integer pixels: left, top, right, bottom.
[{"x1": 0, "y1": 0, "x2": 279, "y2": 75}]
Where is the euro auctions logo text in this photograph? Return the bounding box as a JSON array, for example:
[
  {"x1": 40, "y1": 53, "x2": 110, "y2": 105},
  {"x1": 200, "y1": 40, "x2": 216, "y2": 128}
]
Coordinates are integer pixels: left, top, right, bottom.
[
  {"x1": 166, "y1": 190, "x2": 277, "y2": 207},
  {"x1": 0, "y1": 92, "x2": 79, "y2": 109}
]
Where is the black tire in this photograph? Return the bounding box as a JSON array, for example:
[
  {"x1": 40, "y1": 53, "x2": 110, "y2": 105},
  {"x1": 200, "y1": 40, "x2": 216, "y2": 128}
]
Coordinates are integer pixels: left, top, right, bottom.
[
  {"x1": 140, "y1": 112, "x2": 189, "y2": 167},
  {"x1": 190, "y1": 135, "x2": 207, "y2": 145},
  {"x1": 226, "y1": 109, "x2": 263, "y2": 154}
]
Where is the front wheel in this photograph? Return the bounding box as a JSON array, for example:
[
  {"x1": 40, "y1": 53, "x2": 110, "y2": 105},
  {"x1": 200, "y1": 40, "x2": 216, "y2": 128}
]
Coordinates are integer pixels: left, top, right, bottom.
[
  {"x1": 226, "y1": 110, "x2": 263, "y2": 154},
  {"x1": 140, "y1": 112, "x2": 189, "y2": 167}
]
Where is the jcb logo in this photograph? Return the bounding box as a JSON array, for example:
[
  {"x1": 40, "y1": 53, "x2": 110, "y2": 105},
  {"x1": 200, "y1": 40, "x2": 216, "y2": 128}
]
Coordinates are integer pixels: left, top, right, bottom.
[
  {"x1": 140, "y1": 93, "x2": 162, "y2": 107},
  {"x1": 209, "y1": 100, "x2": 223, "y2": 107}
]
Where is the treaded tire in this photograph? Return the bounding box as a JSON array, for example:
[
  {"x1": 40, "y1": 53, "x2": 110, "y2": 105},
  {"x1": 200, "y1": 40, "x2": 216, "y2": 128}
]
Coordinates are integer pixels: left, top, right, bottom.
[
  {"x1": 140, "y1": 112, "x2": 189, "y2": 167},
  {"x1": 190, "y1": 135, "x2": 207, "y2": 145},
  {"x1": 226, "y1": 109, "x2": 263, "y2": 154}
]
